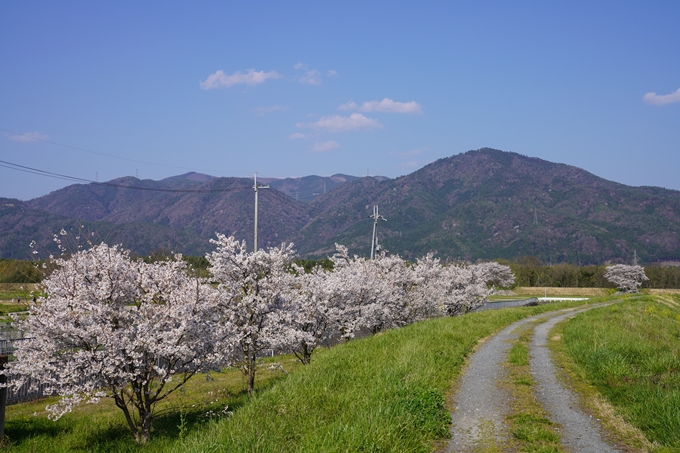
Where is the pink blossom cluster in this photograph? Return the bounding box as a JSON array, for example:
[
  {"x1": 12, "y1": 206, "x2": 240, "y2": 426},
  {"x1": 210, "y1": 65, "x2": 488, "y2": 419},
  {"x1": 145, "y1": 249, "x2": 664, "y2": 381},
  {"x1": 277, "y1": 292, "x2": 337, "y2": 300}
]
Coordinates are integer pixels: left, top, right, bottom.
[
  {"x1": 2, "y1": 234, "x2": 514, "y2": 443},
  {"x1": 604, "y1": 264, "x2": 649, "y2": 293}
]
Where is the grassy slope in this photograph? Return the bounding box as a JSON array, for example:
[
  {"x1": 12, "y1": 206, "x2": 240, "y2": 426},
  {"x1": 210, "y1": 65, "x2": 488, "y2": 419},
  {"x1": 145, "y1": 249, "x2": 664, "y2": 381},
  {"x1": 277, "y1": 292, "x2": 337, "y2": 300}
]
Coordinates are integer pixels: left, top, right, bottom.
[
  {"x1": 560, "y1": 296, "x2": 680, "y2": 451},
  {"x1": 175, "y1": 302, "x2": 589, "y2": 453}
]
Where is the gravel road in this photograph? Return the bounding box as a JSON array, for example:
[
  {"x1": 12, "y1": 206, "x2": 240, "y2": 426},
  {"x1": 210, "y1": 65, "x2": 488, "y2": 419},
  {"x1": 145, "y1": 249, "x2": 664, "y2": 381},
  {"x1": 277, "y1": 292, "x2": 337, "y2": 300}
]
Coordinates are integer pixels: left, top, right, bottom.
[
  {"x1": 530, "y1": 308, "x2": 621, "y2": 453},
  {"x1": 447, "y1": 305, "x2": 620, "y2": 453}
]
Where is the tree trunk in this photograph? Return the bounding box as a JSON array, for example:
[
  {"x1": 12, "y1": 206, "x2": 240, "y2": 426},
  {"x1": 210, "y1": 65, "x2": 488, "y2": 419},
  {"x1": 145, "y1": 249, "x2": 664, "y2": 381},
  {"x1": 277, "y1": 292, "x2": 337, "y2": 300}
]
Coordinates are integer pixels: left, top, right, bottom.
[{"x1": 246, "y1": 351, "x2": 256, "y2": 395}]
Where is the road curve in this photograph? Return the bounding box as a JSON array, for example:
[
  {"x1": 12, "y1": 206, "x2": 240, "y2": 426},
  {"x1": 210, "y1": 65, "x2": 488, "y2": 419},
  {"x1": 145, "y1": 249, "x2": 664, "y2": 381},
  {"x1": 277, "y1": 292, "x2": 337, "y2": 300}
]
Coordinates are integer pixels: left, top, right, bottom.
[
  {"x1": 447, "y1": 305, "x2": 620, "y2": 453},
  {"x1": 530, "y1": 308, "x2": 621, "y2": 453},
  {"x1": 447, "y1": 311, "x2": 547, "y2": 452}
]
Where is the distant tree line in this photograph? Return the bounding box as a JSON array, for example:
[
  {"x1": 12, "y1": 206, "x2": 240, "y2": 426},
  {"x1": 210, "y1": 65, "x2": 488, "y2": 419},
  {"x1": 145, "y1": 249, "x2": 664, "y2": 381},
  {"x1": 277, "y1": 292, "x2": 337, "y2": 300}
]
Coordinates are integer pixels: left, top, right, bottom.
[
  {"x1": 3, "y1": 254, "x2": 680, "y2": 289},
  {"x1": 502, "y1": 256, "x2": 680, "y2": 289},
  {"x1": 0, "y1": 259, "x2": 44, "y2": 283}
]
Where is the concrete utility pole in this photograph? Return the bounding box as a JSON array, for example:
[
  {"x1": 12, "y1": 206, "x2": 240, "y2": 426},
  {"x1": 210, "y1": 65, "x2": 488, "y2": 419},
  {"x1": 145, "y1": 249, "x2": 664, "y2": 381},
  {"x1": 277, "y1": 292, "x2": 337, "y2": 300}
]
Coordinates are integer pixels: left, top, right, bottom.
[
  {"x1": 253, "y1": 172, "x2": 269, "y2": 252},
  {"x1": 633, "y1": 249, "x2": 638, "y2": 266},
  {"x1": 369, "y1": 204, "x2": 387, "y2": 259}
]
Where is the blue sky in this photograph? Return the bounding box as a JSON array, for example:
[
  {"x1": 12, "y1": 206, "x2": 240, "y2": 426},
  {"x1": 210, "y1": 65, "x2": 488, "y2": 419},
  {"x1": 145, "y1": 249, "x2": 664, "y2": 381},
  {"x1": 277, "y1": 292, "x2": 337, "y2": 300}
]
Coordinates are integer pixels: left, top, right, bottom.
[{"x1": 1, "y1": 1, "x2": 679, "y2": 200}]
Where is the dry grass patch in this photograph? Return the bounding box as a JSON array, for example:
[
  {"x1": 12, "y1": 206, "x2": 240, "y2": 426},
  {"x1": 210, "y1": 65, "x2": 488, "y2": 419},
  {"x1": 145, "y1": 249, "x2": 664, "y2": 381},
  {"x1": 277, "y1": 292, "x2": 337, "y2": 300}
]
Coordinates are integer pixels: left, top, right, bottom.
[{"x1": 514, "y1": 287, "x2": 608, "y2": 297}]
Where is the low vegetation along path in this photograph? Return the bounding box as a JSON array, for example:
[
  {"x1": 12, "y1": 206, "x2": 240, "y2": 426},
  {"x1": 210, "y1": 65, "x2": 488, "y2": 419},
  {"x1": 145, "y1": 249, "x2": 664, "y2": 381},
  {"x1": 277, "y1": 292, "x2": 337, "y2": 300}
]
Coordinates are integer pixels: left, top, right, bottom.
[{"x1": 447, "y1": 304, "x2": 620, "y2": 453}]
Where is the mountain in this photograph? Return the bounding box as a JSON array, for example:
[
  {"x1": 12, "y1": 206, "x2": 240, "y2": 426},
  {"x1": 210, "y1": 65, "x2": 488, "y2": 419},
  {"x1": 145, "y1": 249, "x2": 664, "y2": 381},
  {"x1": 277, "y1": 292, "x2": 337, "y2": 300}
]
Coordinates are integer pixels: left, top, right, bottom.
[
  {"x1": 3, "y1": 148, "x2": 680, "y2": 264},
  {"x1": 295, "y1": 149, "x2": 680, "y2": 263},
  {"x1": 20, "y1": 176, "x2": 310, "y2": 258},
  {"x1": 260, "y1": 173, "x2": 388, "y2": 203}
]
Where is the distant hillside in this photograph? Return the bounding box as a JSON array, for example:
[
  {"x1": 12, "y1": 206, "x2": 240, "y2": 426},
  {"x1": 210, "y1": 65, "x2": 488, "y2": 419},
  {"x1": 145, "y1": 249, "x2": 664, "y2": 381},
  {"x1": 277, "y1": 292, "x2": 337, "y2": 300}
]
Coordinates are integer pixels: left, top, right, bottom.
[
  {"x1": 294, "y1": 149, "x2": 680, "y2": 263},
  {"x1": 3, "y1": 149, "x2": 680, "y2": 264},
  {"x1": 262, "y1": 174, "x2": 360, "y2": 203},
  {"x1": 260, "y1": 174, "x2": 388, "y2": 203}
]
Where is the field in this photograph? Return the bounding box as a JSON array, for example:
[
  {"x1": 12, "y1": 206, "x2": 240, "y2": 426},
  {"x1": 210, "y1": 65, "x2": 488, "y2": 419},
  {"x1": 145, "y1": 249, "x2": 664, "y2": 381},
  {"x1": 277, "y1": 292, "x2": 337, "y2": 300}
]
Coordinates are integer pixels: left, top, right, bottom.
[
  {"x1": 512, "y1": 286, "x2": 609, "y2": 297},
  {"x1": 0, "y1": 284, "x2": 31, "y2": 322}
]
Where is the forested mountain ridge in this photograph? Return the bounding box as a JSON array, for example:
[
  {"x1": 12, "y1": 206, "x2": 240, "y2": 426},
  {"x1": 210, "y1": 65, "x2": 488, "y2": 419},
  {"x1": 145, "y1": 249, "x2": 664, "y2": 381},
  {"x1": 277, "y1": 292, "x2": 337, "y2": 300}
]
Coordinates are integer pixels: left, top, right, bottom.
[
  {"x1": 3, "y1": 148, "x2": 679, "y2": 264},
  {"x1": 298, "y1": 148, "x2": 680, "y2": 263}
]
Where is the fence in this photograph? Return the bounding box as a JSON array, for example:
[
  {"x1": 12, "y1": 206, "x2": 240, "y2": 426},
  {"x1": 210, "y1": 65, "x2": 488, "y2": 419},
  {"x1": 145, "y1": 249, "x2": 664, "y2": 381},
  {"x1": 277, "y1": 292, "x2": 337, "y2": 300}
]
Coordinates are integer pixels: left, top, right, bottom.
[
  {"x1": 1, "y1": 323, "x2": 46, "y2": 405},
  {"x1": 2, "y1": 374, "x2": 48, "y2": 405},
  {"x1": 473, "y1": 298, "x2": 539, "y2": 311}
]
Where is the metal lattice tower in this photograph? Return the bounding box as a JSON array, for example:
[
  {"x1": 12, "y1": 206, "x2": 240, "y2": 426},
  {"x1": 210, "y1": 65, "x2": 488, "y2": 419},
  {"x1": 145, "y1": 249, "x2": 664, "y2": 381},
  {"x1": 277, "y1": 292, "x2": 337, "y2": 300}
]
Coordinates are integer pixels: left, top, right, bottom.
[
  {"x1": 253, "y1": 172, "x2": 269, "y2": 252},
  {"x1": 369, "y1": 204, "x2": 387, "y2": 259}
]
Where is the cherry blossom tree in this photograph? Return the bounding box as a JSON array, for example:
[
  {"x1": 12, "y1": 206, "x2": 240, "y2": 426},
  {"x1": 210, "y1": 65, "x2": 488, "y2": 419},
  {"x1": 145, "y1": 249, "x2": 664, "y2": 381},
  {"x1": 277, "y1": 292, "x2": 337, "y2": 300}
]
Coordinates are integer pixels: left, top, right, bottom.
[
  {"x1": 283, "y1": 247, "x2": 516, "y2": 363},
  {"x1": 207, "y1": 234, "x2": 295, "y2": 395},
  {"x1": 435, "y1": 261, "x2": 515, "y2": 315},
  {"x1": 284, "y1": 248, "x2": 423, "y2": 364},
  {"x1": 321, "y1": 245, "x2": 391, "y2": 339},
  {"x1": 283, "y1": 263, "x2": 337, "y2": 364},
  {"x1": 604, "y1": 264, "x2": 648, "y2": 293},
  {"x1": 2, "y1": 243, "x2": 222, "y2": 443}
]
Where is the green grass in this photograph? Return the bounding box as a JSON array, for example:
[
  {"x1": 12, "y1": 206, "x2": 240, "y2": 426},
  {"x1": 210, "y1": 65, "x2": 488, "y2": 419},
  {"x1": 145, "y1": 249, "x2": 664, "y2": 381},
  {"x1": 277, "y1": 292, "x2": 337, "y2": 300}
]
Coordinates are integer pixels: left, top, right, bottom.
[
  {"x1": 508, "y1": 342, "x2": 530, "y2": 366},
  {"x1": 503, "y1": 323, "x2": 565, "y2": 453},
  {"x1": 0, "y1": 303, "x2": 27, "y2": 322},
  {"x1": 2, "y1": 356, "x2": 301, "y2": 452},
  {"x1": 561, "y1": 297, "x2": 680, "y2": 450},
  {"x1": 173, "y1": 302, "x2": 590, "y2": 453},
  {"x1": 2, "y1": 301, "x2": 590, "y2": 452}
]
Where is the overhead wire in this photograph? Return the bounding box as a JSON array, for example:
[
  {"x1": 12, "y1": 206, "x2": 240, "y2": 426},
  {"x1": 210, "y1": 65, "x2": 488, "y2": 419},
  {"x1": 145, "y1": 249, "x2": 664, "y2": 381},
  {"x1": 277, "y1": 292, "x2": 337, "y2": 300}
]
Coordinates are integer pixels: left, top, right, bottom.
[
  {"x1": 0, "y1": 159, "x2": 253, "y2": 194},
  {"x1": 0, "y1": 127, "x2": 254, "y2": 177}
]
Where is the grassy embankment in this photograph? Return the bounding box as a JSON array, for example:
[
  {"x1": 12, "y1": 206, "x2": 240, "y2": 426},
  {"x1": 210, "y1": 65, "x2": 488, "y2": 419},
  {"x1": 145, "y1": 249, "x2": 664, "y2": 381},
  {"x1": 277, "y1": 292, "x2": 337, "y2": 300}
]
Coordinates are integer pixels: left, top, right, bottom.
[
  {"x1": 173, "y1": 301, "x2": 610, "y2": 453},
  {"x1": 3, "y1": 300, "x2": 591, "y2": 452},
  {"x1": 551, "y1": 295, "x2": 680, "y2": 452}
]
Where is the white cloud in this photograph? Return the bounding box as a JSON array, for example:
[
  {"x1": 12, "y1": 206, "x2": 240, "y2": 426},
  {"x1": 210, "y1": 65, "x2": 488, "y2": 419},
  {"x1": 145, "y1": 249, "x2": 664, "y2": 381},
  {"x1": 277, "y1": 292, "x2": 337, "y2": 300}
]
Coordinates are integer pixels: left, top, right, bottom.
[
  {"x1": 338, "y1": 101, "x2": 358, "y2": 111},
  {"x1": 289, "y1": 132, "x2": 307, "y2": 140},
  {"x1": 4, "y1": 131, "x2": 49, "y2": 143},
  {"x1": 339, "y1": 98, "x2": 423, "y2": 114},
  {"x1": 294, "y1": 62, "x2": 326, "y2": 85},
  {"x1": 254, "y1": 105, "x2": 289, "y2": 116},
  {"x1": 200, "y1": 69, "x2": 282, "y2": 90},
  {"x1": 299, "y1": 70, "x2": 322, "y2": 85},
  {"x1": 297, "y1": 113, "x2": 383, "y2": 132},
  {"x1": 643, "y1": 88, "x2": 680, "y2": 106},
  {"x1": 327, "y1": 70, "x2": 338, "y2": 77},
  {"x1": 311, "y1": 140, "x2": 340, "y2": 152}
]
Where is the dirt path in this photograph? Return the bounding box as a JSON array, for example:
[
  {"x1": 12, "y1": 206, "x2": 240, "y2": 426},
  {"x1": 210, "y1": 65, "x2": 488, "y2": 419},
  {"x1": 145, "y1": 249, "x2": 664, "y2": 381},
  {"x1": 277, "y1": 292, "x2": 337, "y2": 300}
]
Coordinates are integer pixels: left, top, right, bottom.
[
  {"x1": 447, "y1": 305, "x2": 620, "y2": 452},
  {"x1": 530, "y1": 309, "x2": 620, "y2": 452}
]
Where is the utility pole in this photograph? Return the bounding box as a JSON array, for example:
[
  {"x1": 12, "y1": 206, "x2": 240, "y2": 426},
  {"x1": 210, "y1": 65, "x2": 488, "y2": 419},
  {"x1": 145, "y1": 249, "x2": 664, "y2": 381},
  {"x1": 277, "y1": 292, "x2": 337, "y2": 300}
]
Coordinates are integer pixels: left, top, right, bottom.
[
  {"x1": 633, "y1": 249, "x2": 638, "y2": 266},
  {"x1": 534, "y1": 207, "x2": 538, "y2": 225},
  {"x1": 369, "y1": 205, "x2": 387, "y2": 259},
  {"x1": 253, "y1": 172, "x2": 269, "y2": 252}
]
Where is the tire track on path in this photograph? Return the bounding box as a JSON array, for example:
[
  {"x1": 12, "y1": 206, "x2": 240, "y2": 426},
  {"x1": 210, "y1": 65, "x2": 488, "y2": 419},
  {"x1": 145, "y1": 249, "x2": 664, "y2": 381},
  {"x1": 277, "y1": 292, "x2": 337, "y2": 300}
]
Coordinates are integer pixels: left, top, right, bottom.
[
  {"x1": 530, "y1": 307, "x2": 621, "y2": 452},
  {"x1": 447, "y1": 304, "x2": 619, "y2": 453},
  {"x1": 447, "y1": 310, "x2": 563, "y2": 452}
]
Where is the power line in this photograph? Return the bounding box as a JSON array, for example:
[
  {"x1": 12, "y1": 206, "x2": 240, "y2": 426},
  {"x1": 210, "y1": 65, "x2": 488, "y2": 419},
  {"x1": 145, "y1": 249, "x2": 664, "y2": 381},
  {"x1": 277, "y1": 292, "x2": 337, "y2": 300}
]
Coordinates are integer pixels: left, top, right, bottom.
[
  {"x1": 0, "y1": 159, "x2": 252, "y2": 194},
  {"x1": 0, "y1": 127, "x2": 253, "y2": 177}
]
